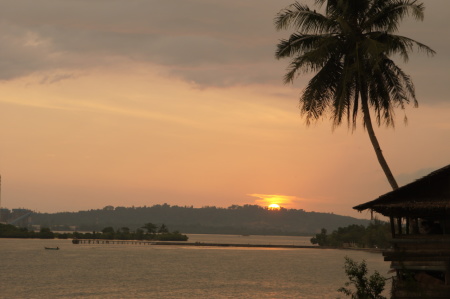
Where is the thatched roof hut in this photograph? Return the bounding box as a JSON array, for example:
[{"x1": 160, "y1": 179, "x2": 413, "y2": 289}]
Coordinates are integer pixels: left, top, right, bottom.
[
  {"x1": 353, "y1": 165, "x2": 450, "y2": 297},
  {"x1": 353, "y1": 164, "x2": 450, "y2": 219}
]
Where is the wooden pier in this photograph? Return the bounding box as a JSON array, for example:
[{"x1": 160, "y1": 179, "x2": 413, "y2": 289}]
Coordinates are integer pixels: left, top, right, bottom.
[{"x1": 74, "y1": 239, "x2": 158, "y2": 245}]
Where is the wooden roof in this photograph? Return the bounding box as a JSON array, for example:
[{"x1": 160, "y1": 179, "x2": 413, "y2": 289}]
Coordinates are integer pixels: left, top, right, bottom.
[{"x1": 353, "y1": 164, "x2": 450, "y2": 218}]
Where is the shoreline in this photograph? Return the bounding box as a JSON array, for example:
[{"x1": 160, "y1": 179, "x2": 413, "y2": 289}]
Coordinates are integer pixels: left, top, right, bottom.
[
  {"x1": 156, "y1": 242, "x2": 383, "y2": 253},
  {"x1": 71, "y1": 239, "x2": 383, "y2": 252}
]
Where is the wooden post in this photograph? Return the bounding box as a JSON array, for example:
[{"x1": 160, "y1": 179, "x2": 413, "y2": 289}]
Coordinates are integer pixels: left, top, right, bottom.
[
  {"x1": 413, "y1": 218, "x2": 419, "y2": 234},
  {"x1": 446, "y1": 262, "x2": 450, "y2": 285},
  {"x1": 390, "y1": 216, "x2": 396, "y2": 237},
  {"x1": 397, "y1": 218, "x2": 402, "y2": 235},
  {"x1": 406, "y1": 218, "x2": 410, "y2": 234}
]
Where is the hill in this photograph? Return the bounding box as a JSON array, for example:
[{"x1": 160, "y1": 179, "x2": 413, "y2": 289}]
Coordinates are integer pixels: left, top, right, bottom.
[{"x1": 24, "y1": 204, "x2": 370, "y2": 235}]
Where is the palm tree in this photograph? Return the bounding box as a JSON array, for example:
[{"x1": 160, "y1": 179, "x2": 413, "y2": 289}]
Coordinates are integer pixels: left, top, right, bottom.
[{"x1": 275, "y1": 0, "x2": 434, "y2": 190}]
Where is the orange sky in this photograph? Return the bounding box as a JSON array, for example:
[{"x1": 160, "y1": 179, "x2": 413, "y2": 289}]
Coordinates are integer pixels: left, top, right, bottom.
[{"x1": 0, "y1": 0, "x2": 449, "y2": 219}]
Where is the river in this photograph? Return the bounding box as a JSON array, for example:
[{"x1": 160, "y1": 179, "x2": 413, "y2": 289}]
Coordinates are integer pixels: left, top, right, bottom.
[{"x1": 0, "y1": 235, "x2": 391, "y2": 298}]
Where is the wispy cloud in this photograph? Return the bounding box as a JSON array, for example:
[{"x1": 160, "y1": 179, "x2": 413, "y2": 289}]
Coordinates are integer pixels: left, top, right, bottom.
[{"x1": 0, "y1": 0, "x2": 296, "y2": 86}]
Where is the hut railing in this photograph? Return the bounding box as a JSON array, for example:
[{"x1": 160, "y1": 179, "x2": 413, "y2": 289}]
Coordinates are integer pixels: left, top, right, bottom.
[{"x1": 384, "y1": 235, "x2": 450, "y2": 287}]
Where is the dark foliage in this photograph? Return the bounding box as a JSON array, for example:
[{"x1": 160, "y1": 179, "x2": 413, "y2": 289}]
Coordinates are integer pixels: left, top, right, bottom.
[
  {"x1": 0, "y1": 223, "x2": 54, "y2": 239},
  {"x1": 310, "y1": 219, "x2": 391, "y2": 248},
  {"x1": 338, "y1": 257, "x2": 387, "y2": 299},
  {"x1": 1, "y1": 222, "x2": 188, "y2": 241}
]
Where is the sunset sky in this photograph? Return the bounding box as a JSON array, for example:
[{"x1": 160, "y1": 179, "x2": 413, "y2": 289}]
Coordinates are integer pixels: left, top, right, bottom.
[{"x1": 0, "y1": 0, "x2": 449, "y2": 219}]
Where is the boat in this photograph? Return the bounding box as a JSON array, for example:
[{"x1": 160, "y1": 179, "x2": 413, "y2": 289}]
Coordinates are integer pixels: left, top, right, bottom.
[{"x1": 44, "y1": 247, "x2": 59, "y2": 250}]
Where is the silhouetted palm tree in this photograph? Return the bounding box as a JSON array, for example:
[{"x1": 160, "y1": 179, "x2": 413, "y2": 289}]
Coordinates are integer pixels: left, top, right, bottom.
[{"x1": 275, "y1": 0, "x2": 434, "y2": 190}]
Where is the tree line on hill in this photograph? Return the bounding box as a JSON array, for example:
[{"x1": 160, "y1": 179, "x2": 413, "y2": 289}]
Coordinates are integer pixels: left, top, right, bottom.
[{"x1": 23, "y1": 204, "x2": 370, "y2": 235}]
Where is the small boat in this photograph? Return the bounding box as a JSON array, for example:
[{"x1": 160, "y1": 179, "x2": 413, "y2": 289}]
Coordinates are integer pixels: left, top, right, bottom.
[{"x1": 44, "y1": 247, "x2": 59, "y2": 250}]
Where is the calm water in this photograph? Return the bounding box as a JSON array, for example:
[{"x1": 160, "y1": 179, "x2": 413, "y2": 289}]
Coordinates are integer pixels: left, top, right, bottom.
[{"x1": 0, "y1": 235, "x2": 391, "y2": 298}]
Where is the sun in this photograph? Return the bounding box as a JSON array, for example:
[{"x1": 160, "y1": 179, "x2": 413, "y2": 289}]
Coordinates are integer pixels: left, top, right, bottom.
[{"x1": 268, "y1": 203, "x2": 281, "y2": 210}]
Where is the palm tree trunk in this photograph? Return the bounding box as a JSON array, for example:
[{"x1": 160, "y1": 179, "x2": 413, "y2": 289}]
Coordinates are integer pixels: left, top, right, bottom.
[{"x1": 361, "y1": 99, "x2": 399, "y2": 190}]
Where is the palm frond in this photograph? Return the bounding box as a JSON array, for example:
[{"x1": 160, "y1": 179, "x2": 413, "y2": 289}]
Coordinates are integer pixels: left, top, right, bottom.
[
  {"x1": 381, "y1": 59, "x2": 417, "y2": 105},
  {"x1": 278, "y1": 35, "x2": 342, "y2": 84},
  {"x1": 282, "y1": 51, "x2": 329, "y2": 84},
  {"x1": 365, "y1": 57, "x2": 418, "y2": 127},
  {"x1": 300, "y1": 58, "x2": 342, "y2": 124},
  {"x1": 365, "y1": 0, "x2": 425, "y2": 32},
  {"x1": 275, "y1": 34, "x2": 326, "y2": 59},
  {"x1": 368, "y1": 66, "x2": 396, "y2": 127},
  {"x1": 275, "y1": 2, "x2": 335, "y2": 34},
  {"x1": 368, "y1": 33, "x2": 435, "y2": 62},
  {"x1": 332, "y1": 55, "x2": 357, "y2": 127}
]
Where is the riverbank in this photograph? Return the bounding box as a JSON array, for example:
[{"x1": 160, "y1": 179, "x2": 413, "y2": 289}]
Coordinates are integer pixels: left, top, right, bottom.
[
  {"x1": 156, "y1": 241, "x2": 382, "y2": 252},
  {"x1": 72, "y1": 238, "x2": 383, "y2": 252},
  {"x1": 72, "y1": 239, "x2": 319, "y2": 248},
  {"x1": 157, "y1": 242, "x2": 383, "y2": 252}
]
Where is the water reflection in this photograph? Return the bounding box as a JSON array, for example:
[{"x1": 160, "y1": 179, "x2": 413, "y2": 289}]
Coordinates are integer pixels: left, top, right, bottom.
[{"x1": 0, "y1": 237, "x2": 390, "y2": 298}]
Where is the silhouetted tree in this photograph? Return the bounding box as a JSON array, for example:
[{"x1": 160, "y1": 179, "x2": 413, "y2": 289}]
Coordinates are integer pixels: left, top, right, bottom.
[
  {"x1": 142, "y1": 222, "x2": 158, "y2": 235},
  {"x1": 338, "y1": 257, "x2": 387, "y2": 299},
  {"x1": 39, "y1": 227, "x2": 54, "y2": 239},
  {"x1": 310, "y1": 228, "x2": 328, "y2": 246},
  {"x1": 158, "y1": 224, "x2": 169, "y2": 233},
  {"x1": 275, "y1": 0, "x2": 434, "y2": 190}
]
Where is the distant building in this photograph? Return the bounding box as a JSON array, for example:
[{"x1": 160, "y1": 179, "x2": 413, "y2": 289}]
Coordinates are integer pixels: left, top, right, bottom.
[
  {"x1": 8, "y1": 209, "x2": 33, "y2": 227},
  {"x1": 0, "y1": 208, "x2": 33, "y2": 226},
  {"x1": 0, "y1": 208, "x2": 9, "y2": 224},
  {"x1": 354, "y1": 164, "x2": 450, "y2": 298},
  {"x1": 103, "y1": 205, "x2": 115, "y2": 211}
]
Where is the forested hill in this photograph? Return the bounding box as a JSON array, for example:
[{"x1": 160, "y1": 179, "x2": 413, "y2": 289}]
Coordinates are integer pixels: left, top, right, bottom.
[{"x1": 29, "y1": 204, "x2": 370, "y2": 235}]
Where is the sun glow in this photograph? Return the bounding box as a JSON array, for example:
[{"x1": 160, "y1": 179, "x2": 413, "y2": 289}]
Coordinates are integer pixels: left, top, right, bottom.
[
  {"x1": 268, "y1": 203, "x2": 281, "y2": 210},
  {"x1": 248, "y1": 194, "x2": 301, "y2": 209}
]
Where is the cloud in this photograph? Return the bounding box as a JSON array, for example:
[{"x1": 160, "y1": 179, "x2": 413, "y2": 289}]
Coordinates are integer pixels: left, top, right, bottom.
[
  {"x1": 0, "y1": 0, "x2": 296, "y2": 86},
  {"x1": 0, "y1": 0, "x2": 448, "y2": 95},
  {"x1": 0, "y1": 22, "x2": 54, "y2": 80},
  {"x1": 39, "y1": 73, "x2": 77, "y2": 85}
]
